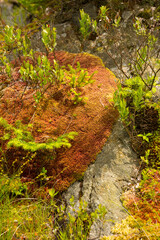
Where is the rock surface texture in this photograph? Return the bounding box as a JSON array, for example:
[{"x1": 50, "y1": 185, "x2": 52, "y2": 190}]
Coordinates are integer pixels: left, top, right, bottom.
[{"x1": 64, "y1": 119, "x2": 139, "y2": 237}]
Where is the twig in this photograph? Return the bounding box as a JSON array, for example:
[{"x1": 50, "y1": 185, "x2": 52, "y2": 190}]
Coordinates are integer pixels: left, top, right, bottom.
[{"x1": 105, "y1": 48, "x2": 130, "y2": 79}]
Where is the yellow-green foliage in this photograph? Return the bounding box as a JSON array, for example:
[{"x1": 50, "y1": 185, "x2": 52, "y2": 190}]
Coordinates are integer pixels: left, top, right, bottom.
[
  {"x1": 0, "y1": 117, "x2": 78, "y2": 152},
  {"x1": 0, "y1": 173, "x2": 106, "y2": 240},
  {"x1": 101, "y1": 216, "x2": 160, "y2": 240}
]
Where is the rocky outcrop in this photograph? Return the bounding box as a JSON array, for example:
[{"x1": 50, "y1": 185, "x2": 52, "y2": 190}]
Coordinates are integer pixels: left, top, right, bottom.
[{"x1": 63, "y1": 119, "x2": 139, "y2": 237}]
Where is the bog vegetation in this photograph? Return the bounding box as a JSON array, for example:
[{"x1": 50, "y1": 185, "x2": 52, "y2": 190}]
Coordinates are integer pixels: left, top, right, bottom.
[{"x1": 0, "y1": 0, "x2": 160, "y2": 239}]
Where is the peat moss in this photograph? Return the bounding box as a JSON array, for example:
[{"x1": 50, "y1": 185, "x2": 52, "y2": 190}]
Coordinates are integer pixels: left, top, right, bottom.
[{"x1": 0, "y1": 51, "x2": 118, "y2": 191}]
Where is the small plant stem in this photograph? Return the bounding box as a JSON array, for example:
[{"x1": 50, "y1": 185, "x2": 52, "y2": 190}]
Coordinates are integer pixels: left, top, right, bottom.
[
  {"x1": 0, "y1": 229, "x2": 12, "y2": 238},
  {"x1": 29, "y1": 82, "x2": 53, "y2": 124},
  {"x1": 149, "y1": 65, "x2": 160, "y2": 90},
  {"x1": 14, "y1": 83, "x2": 28, "y2": 119},
  {"x1": 105, "y1": 48, "x2": 130, "y2": 79},
  {"x1": 12, "y1": 224, "x2": 22, "y2": 239},
  {"x1": 122, "y1": 206, "x2": 151, "y2": 240},
  {"x1": 63, "y1": 116, "x2": 73, "y2": 135}
]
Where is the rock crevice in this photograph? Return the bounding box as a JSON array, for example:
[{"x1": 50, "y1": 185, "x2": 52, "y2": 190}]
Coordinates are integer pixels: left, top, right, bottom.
[{"x1": 63, "y1": 119, "x2": 139, "y2": 237}]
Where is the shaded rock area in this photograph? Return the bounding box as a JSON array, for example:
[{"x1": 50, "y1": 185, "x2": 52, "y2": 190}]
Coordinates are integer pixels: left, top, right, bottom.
[{"x1": 63, "y1": 119, "x2": 139, "y2": 237}]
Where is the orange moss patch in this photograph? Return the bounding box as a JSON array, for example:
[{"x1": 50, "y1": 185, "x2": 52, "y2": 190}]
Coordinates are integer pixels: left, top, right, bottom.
[
  {"x1": 0, "y1": 51, "x2": 118, "y2": 191},
  {"x1": 123, "y1": 169, "x2": 160, "y2": 224}
]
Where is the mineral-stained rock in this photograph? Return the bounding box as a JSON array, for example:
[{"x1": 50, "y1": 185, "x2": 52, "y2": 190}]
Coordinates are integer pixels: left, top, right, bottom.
[
  {"x1": 63, "y1": 119, "x2": 139, "y2": 237},
  {"x1": 0, "y1": 51, "x2": 118, "y2": 191}
]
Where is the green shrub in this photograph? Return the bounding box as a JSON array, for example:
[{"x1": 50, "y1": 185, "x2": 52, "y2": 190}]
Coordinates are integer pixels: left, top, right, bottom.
[{"x1": 112, "y1": 17, "x2": 160, "y2": 156}]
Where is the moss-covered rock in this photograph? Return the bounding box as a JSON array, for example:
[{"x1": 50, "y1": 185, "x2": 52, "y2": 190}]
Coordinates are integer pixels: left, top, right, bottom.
[{"x1": 0, "y1": 51, "x2": 118, "y2": 191}]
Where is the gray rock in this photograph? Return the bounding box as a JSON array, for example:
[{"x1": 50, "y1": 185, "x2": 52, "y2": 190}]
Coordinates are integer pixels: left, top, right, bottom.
[
  {"x1": 63, "y1": 120, "x2": 139, "y2": 238},
  {"x1": 82, "y1": 1, "x2": 98, "y2": 19},
  {"x1": 30, "y1": 22, "x2": 81, "y2": 53},
  {"x1": 122, "y1": 10, "x2": 133, "y2": 22},
  {"x1": 0, "y1": 2, "x2": 29, "y2": 26},
  {"x1": 72, "y1": 1, "x2": 98, "y2": 28},
  {"x1": 54, "y1": 23, "x2": 81, "y2": 52},
  {"x1": 122, "y1": 10, "x2": 134, "y2": 28}
]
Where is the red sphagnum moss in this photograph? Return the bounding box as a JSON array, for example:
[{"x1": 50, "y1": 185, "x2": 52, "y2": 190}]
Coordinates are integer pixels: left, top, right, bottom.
[
  {"x1": 123, "y1": 169, "x2": 160, "y2": 224},
  {"x1": 0, "y1": 51, "x2": 118, "y2": 191}
]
